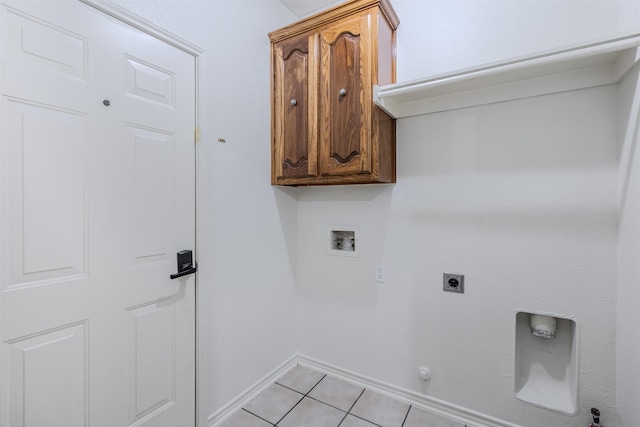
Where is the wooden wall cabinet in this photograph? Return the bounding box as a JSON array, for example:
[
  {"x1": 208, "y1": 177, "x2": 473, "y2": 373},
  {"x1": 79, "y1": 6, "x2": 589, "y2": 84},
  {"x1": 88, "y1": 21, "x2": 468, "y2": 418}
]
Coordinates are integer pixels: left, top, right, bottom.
[{"x1": 269, "y1": 0, "x2": 399, "y2": 186}]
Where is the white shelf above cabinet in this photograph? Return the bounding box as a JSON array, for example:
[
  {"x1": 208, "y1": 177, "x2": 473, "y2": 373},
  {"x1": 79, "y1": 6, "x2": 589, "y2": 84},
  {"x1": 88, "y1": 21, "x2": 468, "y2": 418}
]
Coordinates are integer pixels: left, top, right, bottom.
[{"x1": 374, "y1": 33, "x2": 640, "y2": 118}]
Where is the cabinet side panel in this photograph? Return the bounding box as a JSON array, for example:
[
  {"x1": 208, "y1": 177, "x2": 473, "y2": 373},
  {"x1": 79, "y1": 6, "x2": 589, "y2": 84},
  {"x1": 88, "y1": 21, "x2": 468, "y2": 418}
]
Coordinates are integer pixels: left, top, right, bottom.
[
  {"x1": 375, "y1": 107, "x2": 396, "y2": 183},
  {"x1": 377, "y1": 11, "x2": 395, "y2": 86},
  {"x1": 272, "y1": 44, "x2": 285, "y2": 183}
]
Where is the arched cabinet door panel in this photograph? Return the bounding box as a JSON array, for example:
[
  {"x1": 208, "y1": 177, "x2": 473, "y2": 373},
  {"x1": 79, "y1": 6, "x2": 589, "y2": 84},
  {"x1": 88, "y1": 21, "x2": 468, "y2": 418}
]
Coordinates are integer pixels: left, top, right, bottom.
[{"x1": 272, "y1": 34, "x2": 319, "y2": 181}]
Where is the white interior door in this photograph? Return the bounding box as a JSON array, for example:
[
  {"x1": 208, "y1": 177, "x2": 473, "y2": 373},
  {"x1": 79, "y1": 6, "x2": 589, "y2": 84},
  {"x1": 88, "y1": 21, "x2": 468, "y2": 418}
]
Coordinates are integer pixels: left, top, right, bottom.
[{"x1": 0, "y1": 1, "x2": 197, "y2": 426}]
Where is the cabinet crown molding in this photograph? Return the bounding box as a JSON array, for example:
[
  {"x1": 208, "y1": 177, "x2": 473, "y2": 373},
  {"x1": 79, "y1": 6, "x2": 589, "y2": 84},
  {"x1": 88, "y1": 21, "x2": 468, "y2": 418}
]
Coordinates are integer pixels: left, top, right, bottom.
[{"x1": 269, "y1": 0, "x2": 399, "y2": 43}]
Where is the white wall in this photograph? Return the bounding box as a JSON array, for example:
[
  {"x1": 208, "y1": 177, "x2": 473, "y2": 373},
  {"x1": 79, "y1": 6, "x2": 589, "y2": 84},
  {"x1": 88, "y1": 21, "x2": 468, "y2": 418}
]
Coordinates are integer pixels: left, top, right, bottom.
[
  {"x1": 297, "y1": 86, "x2": 619, "y2": 426},
  {"x1": 295, "y1": 1, "x2": 637, "y2": 426},
  {"x1": 617, "y1": 58, "x2": 640, "y2": 427},
  {"x1": 111, "y1": 0, "x2": 300, "y2": 422},
  {"x1": 620, "y1": 0, "x2": 640, "y2": 32},
  {"x1": 110, "y1": 1, "x2": 640, "y2": 426},
  {"x1": 394, "y1": 0, "x2": 637, "y2": 81}
]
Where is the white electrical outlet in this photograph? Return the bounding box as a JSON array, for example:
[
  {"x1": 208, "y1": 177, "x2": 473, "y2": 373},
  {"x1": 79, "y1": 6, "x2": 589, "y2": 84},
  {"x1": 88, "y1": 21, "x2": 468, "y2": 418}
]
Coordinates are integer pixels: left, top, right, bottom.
[{"x1": 375, "y1": 264, "x2": 386, "y2": 283}]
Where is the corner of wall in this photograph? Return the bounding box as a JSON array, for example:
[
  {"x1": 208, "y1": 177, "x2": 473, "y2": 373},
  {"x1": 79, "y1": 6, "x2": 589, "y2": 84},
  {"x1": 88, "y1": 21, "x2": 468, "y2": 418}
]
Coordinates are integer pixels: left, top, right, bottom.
[{"x1": 616, "y1": 57, "x2": 640, "y2": 427}]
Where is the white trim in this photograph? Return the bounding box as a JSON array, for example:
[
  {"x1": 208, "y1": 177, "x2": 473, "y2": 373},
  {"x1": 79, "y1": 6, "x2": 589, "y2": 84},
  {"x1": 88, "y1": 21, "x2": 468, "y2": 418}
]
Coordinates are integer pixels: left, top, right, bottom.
[
  {"x1": 375, "y1": 32, "x2": 640, "y2": 118},
  {"x1": 0, "y1": 7, "x2": 6, "y2": 425},
  {"x1": 78, "y1": 1, "x2": 208, "y2": 426},
  {"x1": 208, "y1": 354, "x2": 522, "y2": 427},
  {"x1": 79, "y1": 0, "x2": 204, "y2": 56},
  {"x1": 207, "y1": 355, "x2": 299, "y2": 427},
  {"x1": 194, "y1": 51, "x2": 209, "y2": 427}
]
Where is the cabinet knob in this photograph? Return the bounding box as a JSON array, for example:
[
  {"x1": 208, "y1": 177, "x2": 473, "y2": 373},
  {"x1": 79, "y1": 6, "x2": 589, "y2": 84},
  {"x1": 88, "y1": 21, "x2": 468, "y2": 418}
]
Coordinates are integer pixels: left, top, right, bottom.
[
  {"x1": 290, "y1": 99, "x2": 297, "y2": 106},
  {"x1": 339, "y1": 88, "x2": 347, "y2": 97}
]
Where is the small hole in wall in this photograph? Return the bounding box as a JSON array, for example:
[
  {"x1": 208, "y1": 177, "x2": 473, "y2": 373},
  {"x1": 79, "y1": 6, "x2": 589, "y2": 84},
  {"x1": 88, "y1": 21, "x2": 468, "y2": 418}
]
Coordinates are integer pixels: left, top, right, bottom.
[{"x1": 327, "y1": 225, "x2": 359, "y2": 257}]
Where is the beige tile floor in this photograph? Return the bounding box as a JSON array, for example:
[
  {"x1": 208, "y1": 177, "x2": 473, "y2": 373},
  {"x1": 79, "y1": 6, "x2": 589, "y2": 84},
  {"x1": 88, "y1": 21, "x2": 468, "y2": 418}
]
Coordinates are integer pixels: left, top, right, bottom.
[{"x1": 220, "y1": 365, "x2": 468, "y2": 427}]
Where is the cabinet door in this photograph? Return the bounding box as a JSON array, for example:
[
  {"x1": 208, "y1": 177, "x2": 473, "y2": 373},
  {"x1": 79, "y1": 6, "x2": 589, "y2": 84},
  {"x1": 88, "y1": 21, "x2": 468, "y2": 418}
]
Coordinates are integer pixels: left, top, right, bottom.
[
  {"x1": 273, "y1": 35, "x2": 318, "y2": 182},
  {"x1": 319, "y1": 14, "x2": 372, "y2": 176}
]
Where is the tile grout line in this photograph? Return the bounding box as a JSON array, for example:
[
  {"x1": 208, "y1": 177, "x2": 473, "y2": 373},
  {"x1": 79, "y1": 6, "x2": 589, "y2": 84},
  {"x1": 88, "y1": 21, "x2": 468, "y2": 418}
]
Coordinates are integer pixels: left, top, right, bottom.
[
  {"x1": 336, "y1": 411, "x2": 349, "y2": 427},
  {"x1": 337, "y1": 388, "x2": 366, "y2": 427},
  {"x1": 273, "y1": 374, "x2": 327, "y2": 426},
  {"x1": 346, "y1": 388, "x2": 366, "y2": 414},
  {"x1": 342, "y1": 388, "x2": 384, "y2": 427},
  {"x1": 344, "y1": 412, "x2": 384, "y2": 427},
  {"x1": 240, "y1": 408, "x2": 277, "y2": 426},
  {"x1": 400, "y1": 404, "x2": 411, "y2": 427},
  {"x1": 306, "y1": 394, "x2": 350, "y2": 414},
  {"x1": 272, "y1": 393, "x2": 306, "y2": 426}
]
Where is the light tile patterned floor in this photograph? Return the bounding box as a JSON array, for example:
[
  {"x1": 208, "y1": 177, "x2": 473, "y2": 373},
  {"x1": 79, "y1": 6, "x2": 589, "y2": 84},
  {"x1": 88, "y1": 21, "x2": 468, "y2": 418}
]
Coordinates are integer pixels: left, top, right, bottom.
[{"x1": 220, "y1": 365, "x2": 468, "y2": 427}]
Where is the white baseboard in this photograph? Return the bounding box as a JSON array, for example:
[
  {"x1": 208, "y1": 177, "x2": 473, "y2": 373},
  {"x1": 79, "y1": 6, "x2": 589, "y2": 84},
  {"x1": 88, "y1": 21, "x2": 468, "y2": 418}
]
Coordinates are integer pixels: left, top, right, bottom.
[{"x1": 207, "y1": 353, "x2": 521, "y2": 427}]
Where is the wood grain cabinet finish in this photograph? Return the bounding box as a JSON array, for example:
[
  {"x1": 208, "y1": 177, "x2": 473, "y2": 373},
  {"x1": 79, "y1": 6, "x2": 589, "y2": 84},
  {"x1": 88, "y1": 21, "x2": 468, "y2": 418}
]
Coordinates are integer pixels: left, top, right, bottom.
[{"x1": 269, "y1": 0, "x2": 399, "y2": 186}]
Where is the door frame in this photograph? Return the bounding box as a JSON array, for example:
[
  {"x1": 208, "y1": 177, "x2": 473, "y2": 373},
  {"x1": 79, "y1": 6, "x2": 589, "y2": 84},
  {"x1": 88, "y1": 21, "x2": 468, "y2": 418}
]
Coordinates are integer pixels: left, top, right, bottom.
[{"x1": 72, "y1": 1, "x2": 208, "y2": 425}]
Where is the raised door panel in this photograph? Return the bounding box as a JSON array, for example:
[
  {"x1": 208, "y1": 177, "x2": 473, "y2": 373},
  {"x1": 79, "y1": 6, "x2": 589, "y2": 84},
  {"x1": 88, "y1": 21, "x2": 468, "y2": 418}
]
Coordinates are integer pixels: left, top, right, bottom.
[
  {"x1": 319, "y1": 14, "x2": 372, "y2": 177},
  {"x1": 4, "y1": 98, "x2": 88, "y2": 289},
  {"x1": 273, "y1": 35, "x2": 318, "y2": 182},
  {"x1": 124, "y1": 125, "x2": 175, "y2": 267},
  {"x1": 5, "y1": 322, "x2": 88, "y2": 427},
  {"x1": 1, "y1": 5, "x2": 88, "y2": 110},
  {"x1": 126, "y1": 302, "x2": 176, "y2": 425}
]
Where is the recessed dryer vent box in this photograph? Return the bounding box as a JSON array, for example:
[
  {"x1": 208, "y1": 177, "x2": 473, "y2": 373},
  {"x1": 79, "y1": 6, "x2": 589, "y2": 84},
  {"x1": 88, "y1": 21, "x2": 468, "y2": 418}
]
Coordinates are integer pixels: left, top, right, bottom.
[
  {"x1": 514, "y1": 311, "x2": 578, "y2": 414},
  {"x1": 327, "y1": 225, "x2": 359, "y2": 257}
]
